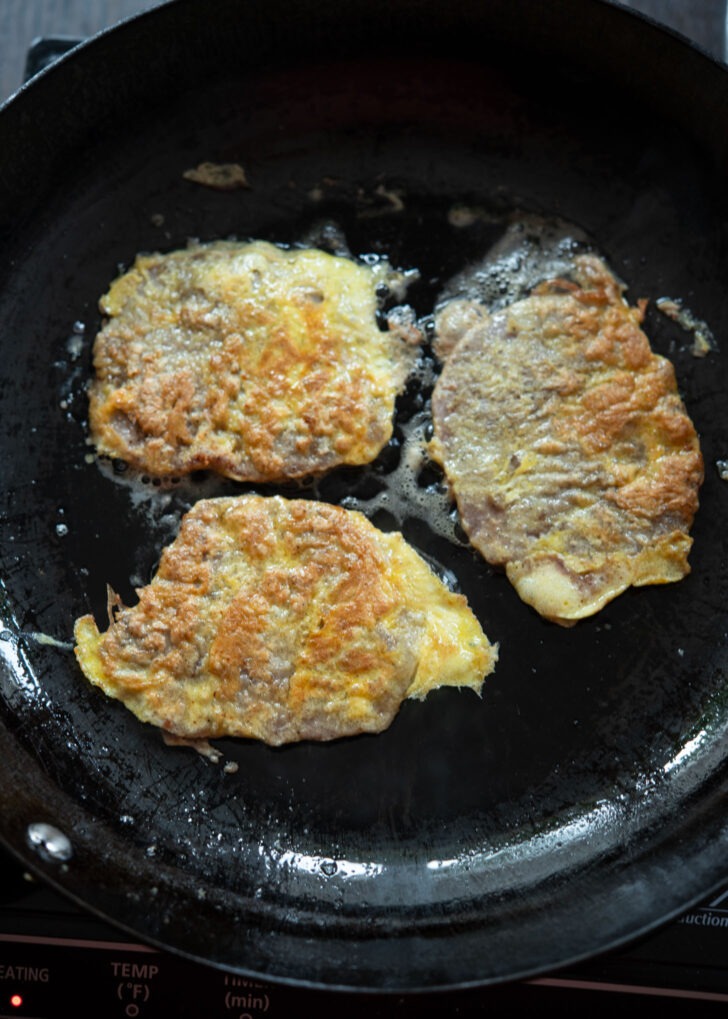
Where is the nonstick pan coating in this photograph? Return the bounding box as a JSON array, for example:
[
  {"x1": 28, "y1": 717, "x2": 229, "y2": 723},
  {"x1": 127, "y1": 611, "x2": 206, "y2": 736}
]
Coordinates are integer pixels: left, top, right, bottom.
[{"x1": 1, "y1": 0, "x2": 728, "y2": 991}]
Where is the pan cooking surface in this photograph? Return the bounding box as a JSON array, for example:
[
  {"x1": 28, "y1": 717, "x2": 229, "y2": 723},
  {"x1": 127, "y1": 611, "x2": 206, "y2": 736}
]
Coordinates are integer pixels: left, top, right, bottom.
[{"x1": 1, "y1": 0, "x2": 728, "y2": 991}]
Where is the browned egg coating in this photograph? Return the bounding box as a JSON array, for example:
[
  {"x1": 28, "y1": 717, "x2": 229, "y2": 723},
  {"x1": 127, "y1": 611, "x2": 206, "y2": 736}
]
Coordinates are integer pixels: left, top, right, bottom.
[
  {"x1": 74, "y1": 496, "x2": 498, "y2": 745},
  {"x1": 430, "y1": 254, "x2": 703, "y2": 625},
  {"x1": 88, "y1": 240, "x2": 419, "y2": 482}
]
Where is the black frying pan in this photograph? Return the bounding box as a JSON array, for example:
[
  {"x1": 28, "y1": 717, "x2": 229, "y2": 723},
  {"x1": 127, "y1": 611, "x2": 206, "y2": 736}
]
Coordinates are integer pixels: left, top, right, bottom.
[{"x1": 1, "y1": 0, "x2": 728, "y2": 992}]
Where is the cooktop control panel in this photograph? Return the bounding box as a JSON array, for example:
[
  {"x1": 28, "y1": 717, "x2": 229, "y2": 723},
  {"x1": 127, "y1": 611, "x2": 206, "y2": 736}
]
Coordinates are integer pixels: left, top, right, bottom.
[{"x1": 1, "y1": 851, "x2": 728, "y2": 1017}]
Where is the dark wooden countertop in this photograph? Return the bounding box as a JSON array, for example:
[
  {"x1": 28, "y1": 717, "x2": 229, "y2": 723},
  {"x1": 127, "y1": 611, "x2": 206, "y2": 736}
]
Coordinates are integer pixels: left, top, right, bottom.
[{"x1": 0, "y1": 0, "x2": 725, "y2": 107}]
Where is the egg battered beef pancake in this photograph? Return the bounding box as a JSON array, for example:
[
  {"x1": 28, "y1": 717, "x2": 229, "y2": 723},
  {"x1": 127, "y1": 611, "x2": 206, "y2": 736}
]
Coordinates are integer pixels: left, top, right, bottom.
[
  {"x1": 74, "y1": 496, "x2": 497, "y2": 745},
  {"x1": 430, "y1": 254, "x2": 703, "y2": 626},
  {"x1": 88, "y1": 241, "x2": 419, "y2": 481}
]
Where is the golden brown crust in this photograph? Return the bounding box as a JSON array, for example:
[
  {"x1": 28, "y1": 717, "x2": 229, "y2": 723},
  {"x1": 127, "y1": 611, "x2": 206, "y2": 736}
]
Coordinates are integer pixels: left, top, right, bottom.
[
  {"x1": 88, "y1": 241, "x2": 418, "y2": 482},
  {"x1": 430, "y1": 254, "x2": 703, "y2": 625},
  {"x1": 74, "y1": 496, "x2": 497, "y2": 744}
]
